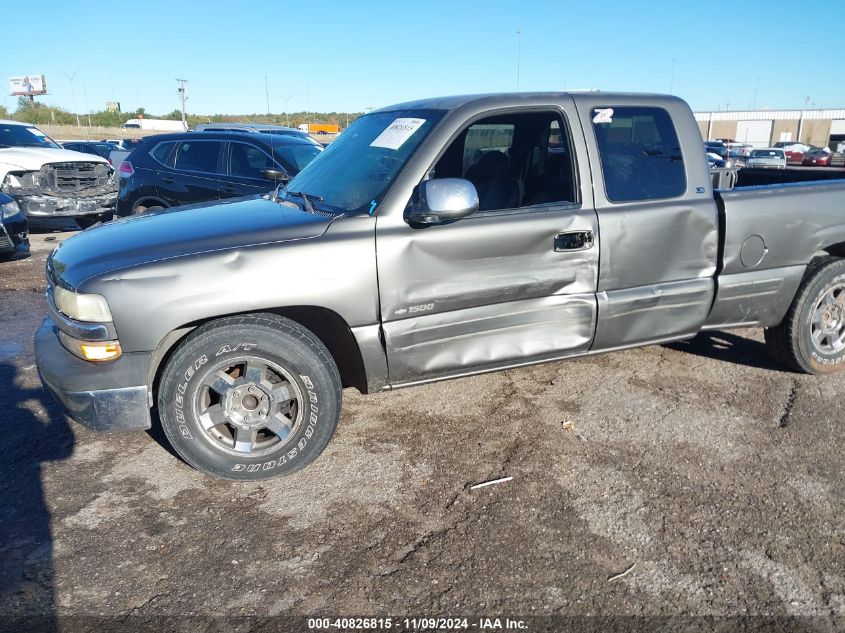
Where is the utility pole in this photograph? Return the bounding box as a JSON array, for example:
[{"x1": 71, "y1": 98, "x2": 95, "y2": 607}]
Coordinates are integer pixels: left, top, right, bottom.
[
  {"x1": 176, "y1": 78, "x2": 188, "y2": 128},
  {"x1": 516, "y1": 28, "x2": 523, "y2": 91}
]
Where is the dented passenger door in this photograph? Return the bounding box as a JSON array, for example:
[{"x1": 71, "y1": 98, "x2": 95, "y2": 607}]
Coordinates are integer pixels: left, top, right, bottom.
[{"x1": 375, "y1": 102, "x2": 599, "y2": 386}]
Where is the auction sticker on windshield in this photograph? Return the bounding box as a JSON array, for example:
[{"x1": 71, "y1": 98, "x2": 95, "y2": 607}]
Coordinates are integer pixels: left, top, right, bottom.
[
  {"x1": 370, "y1": 118, "x2": 426, "y2": 150},
  {"x1": 27, "y1": 128, "x2": 47, "y2": 136}
]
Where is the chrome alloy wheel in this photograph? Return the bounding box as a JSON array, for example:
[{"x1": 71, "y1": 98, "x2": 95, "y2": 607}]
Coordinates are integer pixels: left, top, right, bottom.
[
  {"x1": 810, "y1": 285, "x2": 845, "y2": 354},
  {"x1": 194, "y1": 356, "x2": 303, "y2": 457}
]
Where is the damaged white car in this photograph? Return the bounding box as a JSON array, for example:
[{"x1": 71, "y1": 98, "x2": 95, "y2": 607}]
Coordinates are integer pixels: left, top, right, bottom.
[{"x1": 0, "y1": 120, "x2": 118, "y2": 229}]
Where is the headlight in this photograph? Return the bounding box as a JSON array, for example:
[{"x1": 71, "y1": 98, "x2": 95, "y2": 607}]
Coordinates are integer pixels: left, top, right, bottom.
[
  {"x1": 53, "y1": 285, "x2": 113, "y2": 322},
  {"x1": 1, "y1": 172, "x2": 39, "y2": 196},
  {"x1": 0, "y1": 200, "x2": 20, "y2": 220}
]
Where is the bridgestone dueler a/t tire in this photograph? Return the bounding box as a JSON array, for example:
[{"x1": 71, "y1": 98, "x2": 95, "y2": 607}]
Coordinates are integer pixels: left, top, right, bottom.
[
  {"x1": 158, "y1": 313, "x2": 341, "y2": 480},
  {"x1": 764, "y1": 256, "x2": 845, "y2": 374}
]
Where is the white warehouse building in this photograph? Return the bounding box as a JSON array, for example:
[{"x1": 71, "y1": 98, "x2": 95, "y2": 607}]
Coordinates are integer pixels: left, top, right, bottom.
[{"x1": 694, "y1": 109, "x2": 845, "y2": 151}]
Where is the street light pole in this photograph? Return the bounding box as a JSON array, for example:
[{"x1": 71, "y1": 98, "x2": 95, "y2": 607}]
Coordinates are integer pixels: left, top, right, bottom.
[
  {"x1": 264, "y1": 75, "x2": 270, "y2": 116},
  {"x1": 176, "y1": 78, "x2": 188, "y2": 128},
  {"x1": 274, "y1": 93, "x2": 300, "y2": 127},
  {"x1": 516, "y1": 28, "x2": 523, "y2": 91},
  {"x1": 63, "y1": 70, "x2": 80, "y2": 127},
  {"x1": 669, "y1": 58, "x2": 676, "y2": 94}
]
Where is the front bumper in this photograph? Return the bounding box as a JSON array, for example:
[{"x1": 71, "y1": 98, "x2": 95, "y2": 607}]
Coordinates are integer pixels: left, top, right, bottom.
[
  {"x1": 17, "y1": 192, "x2": 117, "y2": 219},
  {"x1": 35, "y1": 317, "x2": 153, "y2": 431}
]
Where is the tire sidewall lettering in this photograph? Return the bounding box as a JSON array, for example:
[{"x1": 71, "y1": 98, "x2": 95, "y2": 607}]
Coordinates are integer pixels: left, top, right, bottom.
[{"x1": 168, "y1": 342, "x2": 320, "y2": 474}]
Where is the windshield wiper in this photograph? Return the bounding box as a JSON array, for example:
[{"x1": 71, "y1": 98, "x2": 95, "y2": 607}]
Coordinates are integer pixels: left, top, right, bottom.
[
  {"x1": 271, "y1": 181, "x2": 287, "y2": 202},
  {"x1": 286, "y1": 190, "x2": 323, "y2": 213}
]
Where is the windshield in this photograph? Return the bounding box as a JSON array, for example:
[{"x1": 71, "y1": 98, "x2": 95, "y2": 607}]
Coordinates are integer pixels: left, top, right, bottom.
[
  {"x1": 283, "y1": 109, "x2": 444, "y2": 214},
  {"x1": 271, "y1": 143, "x2": 323, "y2": 174},
  {"x1": 751, "y1": 150, "x2": 784, "y2": 158},
  {"x1": 0, "y1": 123, "x2": 61, "y2": 149}
]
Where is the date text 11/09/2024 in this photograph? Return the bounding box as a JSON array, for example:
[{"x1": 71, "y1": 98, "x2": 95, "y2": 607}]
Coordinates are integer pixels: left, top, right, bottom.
[{"x1": 307, "y1": 617, "x2": 528, "y2": 630}]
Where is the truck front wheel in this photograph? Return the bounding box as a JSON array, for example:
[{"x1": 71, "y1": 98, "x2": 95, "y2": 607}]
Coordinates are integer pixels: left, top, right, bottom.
[
  {"x1": 157, "y1": 313, "x2": 342, "y2": 479},
  {"x1": 765, "y1": 256, "x2": 845, "y2": 373}
]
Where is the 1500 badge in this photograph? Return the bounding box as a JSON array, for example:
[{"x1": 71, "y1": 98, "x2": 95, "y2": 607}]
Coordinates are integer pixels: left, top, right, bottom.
[{"x1": 394, "y1": 303, "x2": 435, "y2": 316}]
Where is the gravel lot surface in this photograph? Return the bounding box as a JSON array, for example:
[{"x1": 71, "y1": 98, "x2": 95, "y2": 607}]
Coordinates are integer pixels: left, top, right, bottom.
[{"x1": 1, "y1": 224, "x2": 843, "y2": 632}]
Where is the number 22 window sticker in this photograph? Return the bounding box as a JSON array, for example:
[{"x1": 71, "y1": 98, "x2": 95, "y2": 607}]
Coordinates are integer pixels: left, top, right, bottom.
[
  {"x1": 592, "y1": 108, "x2": 614, "y2": 124},
  {"x1": 370, "y1": 118, "x2": 426, "y2": 150}
]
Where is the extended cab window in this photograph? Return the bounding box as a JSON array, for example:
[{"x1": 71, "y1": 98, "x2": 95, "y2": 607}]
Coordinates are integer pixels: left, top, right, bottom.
[
  {"x1": 174, "y1": 140, "x2": 222, "y2": 173},
  {"x1": 592, "y1": 106, "x2": 685, "y2": 202},
  {"x1": 433, "y1": 111, "x2": 577, "y2": 212}
]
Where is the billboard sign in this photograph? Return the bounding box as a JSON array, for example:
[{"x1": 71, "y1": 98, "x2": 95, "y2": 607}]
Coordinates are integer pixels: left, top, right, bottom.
[{"x1": 9, "y1": 75, "x2": 47, "y2": 96}]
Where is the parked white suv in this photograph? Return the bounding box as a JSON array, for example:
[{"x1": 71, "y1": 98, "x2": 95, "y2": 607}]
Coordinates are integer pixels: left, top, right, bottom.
[{"x1": 0, "y1": 120, "x2": 118, "y2": 228}]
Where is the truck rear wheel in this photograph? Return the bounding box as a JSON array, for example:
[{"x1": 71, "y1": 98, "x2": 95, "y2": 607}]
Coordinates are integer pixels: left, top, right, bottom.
[
  {"x1": 765, "y1": 256, "x2": 845, "y2": 374},
  {"x1": 157, "y1": 313, "x2": 341, "y2": 480}
]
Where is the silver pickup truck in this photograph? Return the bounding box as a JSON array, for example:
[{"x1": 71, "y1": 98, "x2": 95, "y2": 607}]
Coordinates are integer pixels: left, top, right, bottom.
[{"x1": 35, "y1": 92, "x2": 845, "y2": 480}]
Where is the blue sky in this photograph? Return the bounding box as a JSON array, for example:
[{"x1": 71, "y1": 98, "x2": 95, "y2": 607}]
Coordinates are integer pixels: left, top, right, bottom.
[{"x1": 3, "y1": 0, "x2": 844, "y2": 116}]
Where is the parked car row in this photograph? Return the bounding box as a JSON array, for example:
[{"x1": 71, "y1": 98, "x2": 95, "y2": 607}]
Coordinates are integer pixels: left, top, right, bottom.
[{"x1": 706, "y1": 138, "x2": 837, "y2": 169}]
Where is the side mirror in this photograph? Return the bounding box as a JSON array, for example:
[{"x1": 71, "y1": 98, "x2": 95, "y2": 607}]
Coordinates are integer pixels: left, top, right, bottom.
[
  {"x1": 262, "y1": 168, "x2": 290, "y2": 182},
  {"x1": 406, "y1": 178, "x2": 479, "y2": 226}
]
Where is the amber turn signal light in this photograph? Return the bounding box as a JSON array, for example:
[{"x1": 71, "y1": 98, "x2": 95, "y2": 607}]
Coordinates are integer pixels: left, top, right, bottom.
[{"x1": 79, "y1": 342, "x2": 122, "y2": 362}]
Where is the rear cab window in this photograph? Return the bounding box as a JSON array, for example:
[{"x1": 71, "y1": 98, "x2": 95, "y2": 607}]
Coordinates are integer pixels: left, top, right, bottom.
[{"x1": 592, "y1": 106, "x2": 686, "y2": 202}]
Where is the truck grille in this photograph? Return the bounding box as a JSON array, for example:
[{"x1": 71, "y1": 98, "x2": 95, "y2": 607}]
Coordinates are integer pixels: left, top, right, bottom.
[
  {"x1": 42, "y1": 162, "x2": 112, "y2": 194},
  {"x1": 0, "y1": 230, "x2": 11, "y2": 250}
]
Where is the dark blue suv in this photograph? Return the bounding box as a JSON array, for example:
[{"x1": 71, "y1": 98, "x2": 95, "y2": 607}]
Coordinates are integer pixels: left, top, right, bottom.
[
  {"x1": 114, "y1": 131, "x2": 322, "y2": 217},
  {"x1": 0, "y1": 192, "x2": 30, "y2": 261}
]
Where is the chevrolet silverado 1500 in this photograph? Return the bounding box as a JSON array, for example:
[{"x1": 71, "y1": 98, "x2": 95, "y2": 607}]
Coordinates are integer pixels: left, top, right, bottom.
[{"x1": 35, "y1": 92, "x2": 845, "y2": 479}]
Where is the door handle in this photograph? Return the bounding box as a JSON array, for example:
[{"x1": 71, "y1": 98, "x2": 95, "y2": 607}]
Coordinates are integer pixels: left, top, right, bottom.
[
  {"x1": 554, "y1": 231, "x2": 594, "y2": 251},
  {"x1": 160, "y1": 176, "x2": 175, "y2": 183},
  {"x1": 220, "y1": 186, "x2": 237, "y2": 193}
]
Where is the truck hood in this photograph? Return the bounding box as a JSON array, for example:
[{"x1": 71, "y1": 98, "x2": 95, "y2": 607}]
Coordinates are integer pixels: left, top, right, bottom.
[
  {"x1": 0, "y1": 147, "x2": 109, "y2": 171},
  {"x1": 49, "y1": 195, "x2": 334, "y2": 289}
]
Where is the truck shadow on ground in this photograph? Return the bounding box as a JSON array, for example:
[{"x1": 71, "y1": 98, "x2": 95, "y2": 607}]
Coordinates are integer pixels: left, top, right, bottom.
[
  {"x1": 664, "y1": 330, "x2": 783, "y2": 372},
  {"x1": 0, "y1": 361, "x2": 74, "y2": 632},
  {"x1": 145, "y1": 405, "x2": 183, "y2": 461}
]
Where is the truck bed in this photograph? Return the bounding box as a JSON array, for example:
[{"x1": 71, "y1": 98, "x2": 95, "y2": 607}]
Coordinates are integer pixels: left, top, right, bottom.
[
  {"x1": 705, "y1": 177, "x2": 845, "y2": 329},
  {"x1": 736, "y1": 166, "x2": 845, "y2": 188}
]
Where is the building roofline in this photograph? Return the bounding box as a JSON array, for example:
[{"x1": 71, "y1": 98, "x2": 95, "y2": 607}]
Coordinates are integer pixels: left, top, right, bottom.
[{"x1": 694, "y1": 108, "x2": 845, "y2": 121}]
